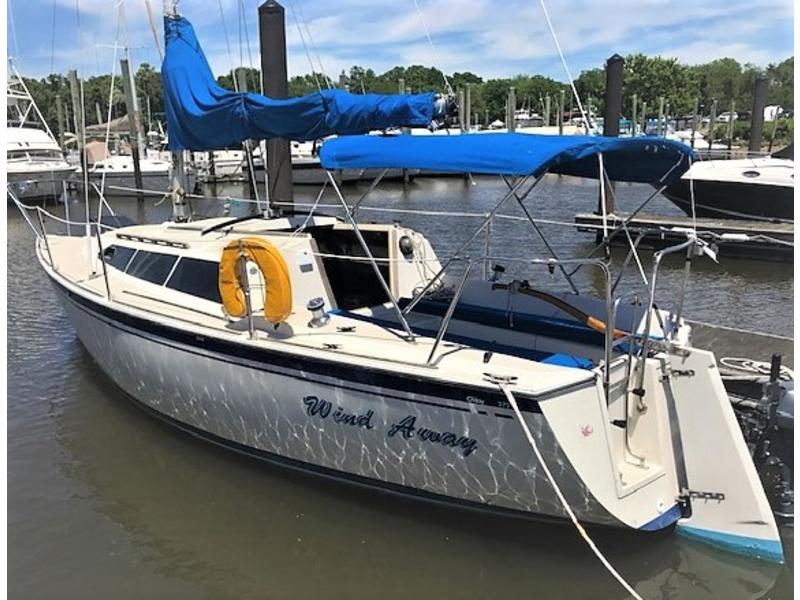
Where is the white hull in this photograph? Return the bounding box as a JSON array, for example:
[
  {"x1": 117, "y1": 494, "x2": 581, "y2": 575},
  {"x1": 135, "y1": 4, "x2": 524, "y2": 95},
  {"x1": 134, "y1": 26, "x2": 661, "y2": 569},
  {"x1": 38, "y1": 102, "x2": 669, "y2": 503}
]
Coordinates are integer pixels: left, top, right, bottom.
[
  {"x1": 52, "y1": 274, "x2": 621, "y2": 525},
  {"x1": 71, "y1": 170, "x2": 198, "y2": 195},
  {"x1": 7, "y1": 167, "x2": 75, "y2": 200}
]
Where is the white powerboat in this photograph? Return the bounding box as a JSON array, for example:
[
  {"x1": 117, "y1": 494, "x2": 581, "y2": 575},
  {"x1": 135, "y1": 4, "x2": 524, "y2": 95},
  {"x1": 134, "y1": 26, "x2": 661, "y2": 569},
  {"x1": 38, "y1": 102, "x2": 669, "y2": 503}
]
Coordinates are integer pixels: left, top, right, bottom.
[
  {"x1": 72, "y1": 154, "x2": 197, "y2": 195},
  {"x1": 6, "y1": 66, "x2": 76, "y2": 201},
  {"x1": 7, "y1": 127, "x2": 76, "y2": 201},
  {"x1": 663, "y1": 147, "x2": 794, "y2": 222}
]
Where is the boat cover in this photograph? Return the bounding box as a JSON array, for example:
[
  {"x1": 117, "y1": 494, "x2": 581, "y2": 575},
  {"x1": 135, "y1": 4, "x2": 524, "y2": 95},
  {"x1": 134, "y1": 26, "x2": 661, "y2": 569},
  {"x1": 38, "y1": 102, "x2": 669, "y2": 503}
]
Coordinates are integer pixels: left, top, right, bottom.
[
  {"x1": 162, "y1": 16, "x2": 436, "y2": 151},
  {"x1": 319, "y1": 133, "x2": 696, "y2": 183}
]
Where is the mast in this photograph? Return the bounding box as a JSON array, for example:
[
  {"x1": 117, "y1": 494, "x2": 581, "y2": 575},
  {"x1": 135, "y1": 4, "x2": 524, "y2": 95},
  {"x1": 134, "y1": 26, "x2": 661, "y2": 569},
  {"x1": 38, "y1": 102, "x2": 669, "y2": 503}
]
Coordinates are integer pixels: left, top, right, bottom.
[{"x1": 164, "y1": 1, "x2": 189, "y2": 222}]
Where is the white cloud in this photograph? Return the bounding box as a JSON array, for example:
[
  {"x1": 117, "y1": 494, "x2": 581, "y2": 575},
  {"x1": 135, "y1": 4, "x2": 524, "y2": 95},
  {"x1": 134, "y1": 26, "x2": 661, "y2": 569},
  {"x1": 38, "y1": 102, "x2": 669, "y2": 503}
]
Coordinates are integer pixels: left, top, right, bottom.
[{"x1": 12, "y1": 0, "x2": 795, "y2": 80}]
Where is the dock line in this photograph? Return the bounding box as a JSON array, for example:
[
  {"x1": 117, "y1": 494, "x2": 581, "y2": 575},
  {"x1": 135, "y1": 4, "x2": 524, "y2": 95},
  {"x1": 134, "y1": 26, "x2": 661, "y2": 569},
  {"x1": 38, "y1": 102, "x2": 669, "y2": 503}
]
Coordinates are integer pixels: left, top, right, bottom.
[{"x1": 490, "y1": 376, "x2": 645, "y2": 600}]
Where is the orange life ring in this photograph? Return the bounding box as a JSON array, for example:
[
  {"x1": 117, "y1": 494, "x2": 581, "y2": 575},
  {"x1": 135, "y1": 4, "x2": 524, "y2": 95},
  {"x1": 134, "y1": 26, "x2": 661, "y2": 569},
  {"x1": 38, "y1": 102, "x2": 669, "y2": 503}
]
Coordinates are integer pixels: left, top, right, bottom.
[{"x1": 219, "y1": 237, "x2": 292, "y2": 324}]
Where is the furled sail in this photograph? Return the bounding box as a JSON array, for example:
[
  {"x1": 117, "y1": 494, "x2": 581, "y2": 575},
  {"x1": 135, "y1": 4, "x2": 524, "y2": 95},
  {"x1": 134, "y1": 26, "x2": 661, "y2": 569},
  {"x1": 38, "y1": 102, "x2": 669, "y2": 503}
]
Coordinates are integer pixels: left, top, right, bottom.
[{"x1": 162, "y1": 16, "x2": 438, "y2": 151}]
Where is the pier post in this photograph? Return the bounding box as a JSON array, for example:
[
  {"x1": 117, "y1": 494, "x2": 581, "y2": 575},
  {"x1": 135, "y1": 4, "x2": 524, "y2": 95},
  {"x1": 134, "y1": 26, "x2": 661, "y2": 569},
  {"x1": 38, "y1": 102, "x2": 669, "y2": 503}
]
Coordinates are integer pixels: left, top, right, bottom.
[
  {"x1": 631, "y1": 93, "x2": 637, "y2": 136},
  {"x1": 708, "y1": 99, "x2": 718, "y2": 152},
  {"x1": 399, "y1": 78, "x2": 410, "y2": 184},
  {"x1": 544, "y1": 94, "x2": 551, "y2": 127},
  {"x1": 120, "y1": 58, "x2": 145, "y2": 206},
  {"x1": 458, "y1": 88, "x2": 465, "y2": 131},
  {"x1": 507, "y1": 87, "x2": 516, "y2": 132},
  {"x1": 657, "y1": 96, "x2": 664, "y2": 136},
  {"x1": 55, "y1": 94, "x2": 65, "y2": 149},
  {"x1": 259, "y1": 0, "x2": 294, "y2": 213},
  {"x1": 599, "y1": 54, "x2": 623, "y2": 222},
  {"x1": 727, "y1": 99, "x2": 735, "y2": 152},
  {"x1": 465, "y1": 83, "x2": 472, "y2": 133},
  {"x1": 602, "y1": 54, "x2": 624, "y2": 137},
  {"x1": 95, "y1": 102, "x2": 103, "y2": 126},
  {"x1": 690, "y1": 97, "x2": 699, "y2": 149},
  {"x1": 558, "y1": 89, "x2": 564, "y2": 134},
  {"x1": 67, "y1": 70, "x2": 87, "y2": 181},
  {"x1": 748, "y1": 77, "x2": 768, "y2": 154},
  {"x1": 640, "y1": 100, "x2": 647, "y2": 134}
]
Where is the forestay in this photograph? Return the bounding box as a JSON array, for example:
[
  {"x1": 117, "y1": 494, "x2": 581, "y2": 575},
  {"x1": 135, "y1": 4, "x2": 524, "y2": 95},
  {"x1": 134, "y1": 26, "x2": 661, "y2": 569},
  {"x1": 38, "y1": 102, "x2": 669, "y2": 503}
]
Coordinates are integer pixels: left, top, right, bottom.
[
  {"x1": 319, "y1": 133, "x2": 696, "y2": 183},
  {"x1": 162, "y1": 16, "x2": 437, "y2": 151}
]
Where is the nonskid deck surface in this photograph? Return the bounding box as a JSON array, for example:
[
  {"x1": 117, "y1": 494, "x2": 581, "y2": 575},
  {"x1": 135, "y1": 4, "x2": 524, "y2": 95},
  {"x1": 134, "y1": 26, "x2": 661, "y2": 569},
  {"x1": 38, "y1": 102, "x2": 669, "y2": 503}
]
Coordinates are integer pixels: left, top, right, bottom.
[{"x1": 43, "y1": 232, "x2": 597, "y2": 399}]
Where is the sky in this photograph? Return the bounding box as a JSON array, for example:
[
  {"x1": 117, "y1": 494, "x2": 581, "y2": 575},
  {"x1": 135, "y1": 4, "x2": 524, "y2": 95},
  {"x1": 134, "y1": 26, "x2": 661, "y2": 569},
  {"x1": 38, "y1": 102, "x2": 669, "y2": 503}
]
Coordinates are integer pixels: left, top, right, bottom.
[{"x1": 6, "y1": 0, "x2": 796, "y2": 82}]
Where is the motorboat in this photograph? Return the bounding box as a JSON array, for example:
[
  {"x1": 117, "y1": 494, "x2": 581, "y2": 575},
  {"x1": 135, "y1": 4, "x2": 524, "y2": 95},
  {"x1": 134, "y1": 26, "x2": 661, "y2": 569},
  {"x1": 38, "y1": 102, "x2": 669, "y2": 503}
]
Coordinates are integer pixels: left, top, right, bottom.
[
  {"x1": 72, "y1": 153, "x2": 197, "y2": 195},
  {"x1": 14, "y1": 12, "x2": 786, "y2": 578},
  {"x1": 7, "y1": 126, "x2": 76, "y2": 201},
  {"x1": 662, "y1": 146, "x2": 794, "y2": 222},
  {"x1": 194, "y1": 148, "x2": 247, "y2": 182},
  {"x1": 6, "y1": 66, "x2": 76, "y2": 201}
]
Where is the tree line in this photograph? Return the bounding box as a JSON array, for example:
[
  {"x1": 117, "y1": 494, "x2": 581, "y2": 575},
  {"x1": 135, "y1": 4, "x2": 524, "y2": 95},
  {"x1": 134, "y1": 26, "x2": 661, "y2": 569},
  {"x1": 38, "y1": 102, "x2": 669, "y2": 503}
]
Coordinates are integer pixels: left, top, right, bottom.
[{"x1": 19, "y1": 54, "x2": 793, "y2": 136}]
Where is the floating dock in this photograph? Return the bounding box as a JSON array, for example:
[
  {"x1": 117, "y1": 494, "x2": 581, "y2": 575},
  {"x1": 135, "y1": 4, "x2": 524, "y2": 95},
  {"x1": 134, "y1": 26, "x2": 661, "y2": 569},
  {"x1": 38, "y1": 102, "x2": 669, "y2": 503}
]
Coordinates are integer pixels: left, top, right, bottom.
[{"x1": 575, "y1": 212, "x2": 793, "y2": 262}]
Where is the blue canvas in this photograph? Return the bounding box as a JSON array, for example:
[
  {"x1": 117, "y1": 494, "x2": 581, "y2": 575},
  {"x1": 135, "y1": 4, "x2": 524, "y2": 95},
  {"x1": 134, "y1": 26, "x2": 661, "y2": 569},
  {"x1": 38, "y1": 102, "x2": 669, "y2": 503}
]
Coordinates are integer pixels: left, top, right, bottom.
[
  {"x1": 319, "y1": 133, "x2": 695, "y2": 183},
  {"x1": 162, "y1": 16, "x2": 436, "y2": 150}
]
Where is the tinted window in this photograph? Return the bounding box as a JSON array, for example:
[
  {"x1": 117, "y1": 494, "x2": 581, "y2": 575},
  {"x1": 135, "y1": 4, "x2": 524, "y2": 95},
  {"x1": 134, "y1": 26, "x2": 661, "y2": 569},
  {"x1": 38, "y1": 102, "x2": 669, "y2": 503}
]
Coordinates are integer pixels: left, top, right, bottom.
[
  {"x1": 103, "y1": 245, "x2": 136, "y2": 272},
  {"x1": 125, "y1": 250, "x2": 178, "y2": 285},
  {"x1": 165, "y1": 258, "x2": 222, "y2": 303}
]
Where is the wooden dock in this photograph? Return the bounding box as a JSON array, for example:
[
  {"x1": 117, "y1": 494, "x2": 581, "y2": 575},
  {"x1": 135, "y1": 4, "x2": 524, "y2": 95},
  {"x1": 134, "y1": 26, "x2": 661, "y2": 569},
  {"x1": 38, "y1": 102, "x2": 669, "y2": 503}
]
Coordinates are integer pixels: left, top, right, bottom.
[{"x1": 575, "y1": 212, "x2": 793, "y2": 262}]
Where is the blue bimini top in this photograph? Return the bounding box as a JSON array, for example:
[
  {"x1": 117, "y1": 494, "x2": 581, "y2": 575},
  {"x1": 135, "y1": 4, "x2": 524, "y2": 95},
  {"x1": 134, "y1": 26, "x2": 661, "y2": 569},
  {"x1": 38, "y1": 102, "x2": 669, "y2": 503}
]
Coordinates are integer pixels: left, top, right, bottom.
[
  {"x1": 161, "y1": 15, "x2": 437, "y2": 151},
  {"x1": 319, "y1": 133, "x2": 695, "y2": 183}
]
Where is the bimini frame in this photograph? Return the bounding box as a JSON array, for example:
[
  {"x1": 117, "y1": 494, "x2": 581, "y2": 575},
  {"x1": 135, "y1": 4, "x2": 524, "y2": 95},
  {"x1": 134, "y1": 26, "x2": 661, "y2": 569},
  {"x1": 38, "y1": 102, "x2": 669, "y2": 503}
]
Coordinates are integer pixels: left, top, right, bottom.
[{"x1": 315, "y1": 153, "x2": 682, "y2": 403}]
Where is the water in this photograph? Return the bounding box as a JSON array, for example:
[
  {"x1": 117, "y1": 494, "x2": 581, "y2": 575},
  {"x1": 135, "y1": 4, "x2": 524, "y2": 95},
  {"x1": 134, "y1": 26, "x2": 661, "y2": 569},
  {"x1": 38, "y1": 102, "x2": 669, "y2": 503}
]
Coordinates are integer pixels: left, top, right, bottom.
[{"x1": 8, "y1": 175, "x2": 793, "y2": 599}]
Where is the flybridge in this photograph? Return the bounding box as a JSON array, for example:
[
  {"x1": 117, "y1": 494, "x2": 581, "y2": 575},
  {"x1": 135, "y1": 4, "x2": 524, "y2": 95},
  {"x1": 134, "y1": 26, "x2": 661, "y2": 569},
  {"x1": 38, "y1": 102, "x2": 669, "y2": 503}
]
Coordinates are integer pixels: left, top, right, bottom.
[{"x1": 161, "y1": 16, "x2": 443, "y2": 151}]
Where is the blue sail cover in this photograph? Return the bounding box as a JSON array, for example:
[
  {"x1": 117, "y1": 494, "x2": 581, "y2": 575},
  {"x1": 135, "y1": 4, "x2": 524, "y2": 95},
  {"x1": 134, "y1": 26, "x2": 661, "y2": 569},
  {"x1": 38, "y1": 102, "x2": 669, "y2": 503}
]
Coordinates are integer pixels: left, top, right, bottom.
[
  {"x1": 320, "y1": 133, "x2": 695, "y2": 183},
  {"x1": 162, "y1": 16, "x2": 437, "y2": 151}
]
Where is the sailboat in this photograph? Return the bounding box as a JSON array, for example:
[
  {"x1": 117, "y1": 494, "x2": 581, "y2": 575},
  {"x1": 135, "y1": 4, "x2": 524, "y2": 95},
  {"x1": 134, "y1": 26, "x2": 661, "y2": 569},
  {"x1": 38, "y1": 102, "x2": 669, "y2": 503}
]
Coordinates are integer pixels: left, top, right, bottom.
[{"x1": 14, "y1": 10, "x2": 785, "y2": 571}]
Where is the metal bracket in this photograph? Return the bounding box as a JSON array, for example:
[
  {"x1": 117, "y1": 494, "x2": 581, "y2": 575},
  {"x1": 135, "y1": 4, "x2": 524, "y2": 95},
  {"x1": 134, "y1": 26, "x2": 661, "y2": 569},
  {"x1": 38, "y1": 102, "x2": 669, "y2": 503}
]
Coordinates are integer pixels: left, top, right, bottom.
[{"x1": 680, "y1": 488, "x2": 726, "y2": 503}]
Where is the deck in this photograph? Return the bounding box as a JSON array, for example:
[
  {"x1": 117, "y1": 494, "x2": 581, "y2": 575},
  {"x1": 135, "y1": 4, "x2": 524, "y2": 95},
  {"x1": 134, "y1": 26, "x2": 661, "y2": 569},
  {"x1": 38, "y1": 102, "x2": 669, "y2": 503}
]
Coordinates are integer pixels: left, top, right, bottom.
[{"x1": 575, "y1": 212, "x2": 793, "y2": 262}]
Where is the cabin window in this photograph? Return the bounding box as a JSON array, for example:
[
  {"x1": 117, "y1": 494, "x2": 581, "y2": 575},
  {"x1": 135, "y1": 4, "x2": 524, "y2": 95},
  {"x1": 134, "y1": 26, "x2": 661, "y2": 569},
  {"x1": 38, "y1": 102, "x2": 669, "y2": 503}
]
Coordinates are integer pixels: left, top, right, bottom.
[
  {"x1": 102, "y1": 245, "x2": 136, "y2": 272},
  {"x1": 309, "y1": 227, "x2": 390, "y2": 310},
  {"x1": 125, "y1": 250, "x2": 178, "y2": 285},
  {"x1": 742, "y1": 170, "x2": 761, "y2": 178},
  {"x1": 165, "y1": 257, "x2": 222, "y2": 303}
]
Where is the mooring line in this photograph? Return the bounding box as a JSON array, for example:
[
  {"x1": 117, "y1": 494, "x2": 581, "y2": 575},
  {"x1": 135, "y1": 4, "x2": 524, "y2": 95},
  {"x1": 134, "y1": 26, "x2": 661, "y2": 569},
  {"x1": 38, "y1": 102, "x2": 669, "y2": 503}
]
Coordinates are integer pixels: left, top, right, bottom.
[{"x1": 492, "y1": 378, "x2": 645, "y2": 600}]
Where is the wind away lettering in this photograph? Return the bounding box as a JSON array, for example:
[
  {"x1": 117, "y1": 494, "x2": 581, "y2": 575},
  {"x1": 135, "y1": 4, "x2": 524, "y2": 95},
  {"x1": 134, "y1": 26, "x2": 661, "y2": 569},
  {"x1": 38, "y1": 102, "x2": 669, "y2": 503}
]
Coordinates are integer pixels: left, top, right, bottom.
[{"x1": 388, "y1": 415, "x2": 478, "y2": 457}]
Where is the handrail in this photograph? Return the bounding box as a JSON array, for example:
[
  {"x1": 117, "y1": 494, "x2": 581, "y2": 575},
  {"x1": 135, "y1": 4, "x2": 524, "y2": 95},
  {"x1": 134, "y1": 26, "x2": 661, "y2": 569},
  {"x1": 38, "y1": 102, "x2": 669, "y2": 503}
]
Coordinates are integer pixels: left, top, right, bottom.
[{"x1": 632, "y1": 237, "x2": 699, "y2": 408}]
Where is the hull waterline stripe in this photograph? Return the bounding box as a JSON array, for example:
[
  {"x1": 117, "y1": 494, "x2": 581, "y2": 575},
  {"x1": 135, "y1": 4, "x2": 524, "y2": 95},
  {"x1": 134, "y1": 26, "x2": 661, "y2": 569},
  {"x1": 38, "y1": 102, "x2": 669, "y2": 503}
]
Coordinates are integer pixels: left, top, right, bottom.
[{"x1": 675, "y1": 524, "x2": 785, "y2": 564}]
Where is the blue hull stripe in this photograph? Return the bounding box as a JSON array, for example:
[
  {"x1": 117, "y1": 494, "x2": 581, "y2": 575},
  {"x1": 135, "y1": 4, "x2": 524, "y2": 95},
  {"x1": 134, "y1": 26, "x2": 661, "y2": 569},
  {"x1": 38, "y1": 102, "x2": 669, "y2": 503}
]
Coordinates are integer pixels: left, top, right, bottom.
[
  {"x1": 676, "y1": 524, "x2": 785, "y2": 564},
  {"x1": 639, "y1": 503, "x2": 683, "y2": 531}
]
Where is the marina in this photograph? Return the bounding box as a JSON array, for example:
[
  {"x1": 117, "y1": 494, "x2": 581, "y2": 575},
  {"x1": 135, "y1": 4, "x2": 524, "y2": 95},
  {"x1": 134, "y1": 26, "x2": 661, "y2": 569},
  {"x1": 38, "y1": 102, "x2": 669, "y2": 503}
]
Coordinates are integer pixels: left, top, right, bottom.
[{"x1": 6, "y1": 0, "x2": 795, "y2": 598}]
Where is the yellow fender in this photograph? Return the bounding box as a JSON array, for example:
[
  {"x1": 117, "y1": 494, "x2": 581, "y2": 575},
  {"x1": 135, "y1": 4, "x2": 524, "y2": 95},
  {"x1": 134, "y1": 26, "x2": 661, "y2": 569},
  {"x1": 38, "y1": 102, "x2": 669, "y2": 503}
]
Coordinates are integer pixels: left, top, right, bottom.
[{"x1": 219, "y1": 237, "x2": 293, "y2": 324}]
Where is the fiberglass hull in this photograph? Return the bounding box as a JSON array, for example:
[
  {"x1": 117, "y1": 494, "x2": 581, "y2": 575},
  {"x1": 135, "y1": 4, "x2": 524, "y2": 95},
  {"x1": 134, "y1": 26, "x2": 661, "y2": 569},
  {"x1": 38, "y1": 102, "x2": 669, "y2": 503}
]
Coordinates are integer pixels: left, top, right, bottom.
[{"x1": 51, "y1": 276, "x2": 636, "y2": 529}]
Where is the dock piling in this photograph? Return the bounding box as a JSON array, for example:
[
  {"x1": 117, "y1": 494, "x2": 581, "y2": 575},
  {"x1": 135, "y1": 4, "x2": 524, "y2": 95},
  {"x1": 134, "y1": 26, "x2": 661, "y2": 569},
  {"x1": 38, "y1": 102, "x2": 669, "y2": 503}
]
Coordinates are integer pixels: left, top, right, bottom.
[
  {"x1": 690, "y1": 97, "x2": 699, "y2": 149},
  {"x1": 558, "y1": 89, "x2": 564, "y2": 135},
  {"x1": 258, "y1": 0, "x2": 294, "y2": 213},
  {"x1": 544, "y1": 94, "x2": 551, "y2": 127},
  {"x1": 465, "y1": 82, "x2": 472, "y2": 133},
  {"x1": 708, "y1": 99, "x2": 718, "y2": 151},
  {"x1": 631, "y1": 93, "x2": 637, "y2": 136},
  {"x1": 748, "y1": 77, "x2": 768, "y2": 154},
  {"x1": 67, "y1": 70, "x2": 87, "y2": 183},
  {"x1": 507, "y1": 87, "x2": 516, "y2": 132},
  {"x1": 598, "y1": 54, "x2": 623, "y2": 242},
  {"x1": 727, "y1": 99, "x2": 735, "y2": 152},
  {"x1": 55, "y1": 94, "x2": 65, "y2": 149},
  {"x1": 120, "y1": 58, "x2": 145, "y2": 206}
]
